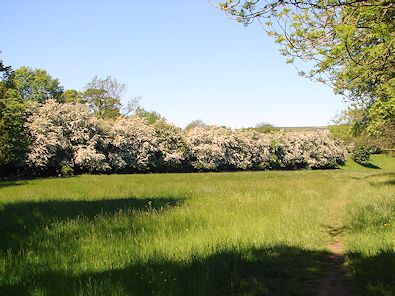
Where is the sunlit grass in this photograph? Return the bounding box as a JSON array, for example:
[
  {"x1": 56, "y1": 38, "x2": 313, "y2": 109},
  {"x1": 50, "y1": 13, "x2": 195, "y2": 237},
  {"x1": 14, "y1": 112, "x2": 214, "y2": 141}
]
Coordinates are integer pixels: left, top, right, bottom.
[{"x1": 0, "y1": 155, "x2": 394, "y2": 295}]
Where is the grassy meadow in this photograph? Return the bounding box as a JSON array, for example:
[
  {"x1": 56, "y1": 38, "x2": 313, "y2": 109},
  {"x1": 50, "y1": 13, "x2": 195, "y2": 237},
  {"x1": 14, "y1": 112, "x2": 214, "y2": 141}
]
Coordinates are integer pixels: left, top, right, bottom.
[{"x1": 0, "y1": 155, "x2": 394, "y2": 295}]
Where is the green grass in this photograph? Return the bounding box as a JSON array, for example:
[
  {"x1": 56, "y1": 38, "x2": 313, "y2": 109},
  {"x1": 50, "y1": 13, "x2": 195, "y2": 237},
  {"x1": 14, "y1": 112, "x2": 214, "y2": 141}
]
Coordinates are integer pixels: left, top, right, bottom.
[
  {"x1": 0, "y1": 155, "x2": 394, "y2": 295},
  {"x1": 341, "y1": 154, "x2": 395, "y2": 170}
]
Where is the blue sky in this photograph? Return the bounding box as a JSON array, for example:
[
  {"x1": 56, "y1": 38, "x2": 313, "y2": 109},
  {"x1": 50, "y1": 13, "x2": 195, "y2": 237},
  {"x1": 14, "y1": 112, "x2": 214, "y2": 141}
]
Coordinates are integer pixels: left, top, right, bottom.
[{"x1": 1, "y1": 0, "x2": 347, "y2": 128}]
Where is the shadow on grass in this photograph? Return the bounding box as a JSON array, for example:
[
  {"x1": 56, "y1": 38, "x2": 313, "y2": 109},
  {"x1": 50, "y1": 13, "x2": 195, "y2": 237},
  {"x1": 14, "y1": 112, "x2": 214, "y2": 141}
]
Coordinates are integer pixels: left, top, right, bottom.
[
  {"x1": 0, "y1": 197, "x2": 184, "y2": 253},
  {"x1": 347, "y1": 250, "x2": 395, "y2": 296},
  {"x1": 370, "y1": 179, "x2": 395, "y2": 186},
  {"x1": 0, "y1": 245, "x2": 331, "y2": 296},
  {"x1": 365, "y1": 172, "x2": 395, "y2": 186},
  {"x1": 0, "y1": 180, "x2": 28, "y2": 188},
  {"x1": 352, "y1": 172, "x2": 395, "y2": 182},
  {"x1": 2, "y1": 245, "x2": 394, "y2": 296},
  {"x1": 360, "y1": 162, "x2": 381, "y2": 169}
]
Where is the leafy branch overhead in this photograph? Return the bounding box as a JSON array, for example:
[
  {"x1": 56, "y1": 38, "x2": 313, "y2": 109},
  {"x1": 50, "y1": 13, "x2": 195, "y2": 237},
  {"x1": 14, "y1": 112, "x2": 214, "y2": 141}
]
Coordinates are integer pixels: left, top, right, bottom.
[{"x1": 215, "y1": 0, "x2": 394, "y2": 146}]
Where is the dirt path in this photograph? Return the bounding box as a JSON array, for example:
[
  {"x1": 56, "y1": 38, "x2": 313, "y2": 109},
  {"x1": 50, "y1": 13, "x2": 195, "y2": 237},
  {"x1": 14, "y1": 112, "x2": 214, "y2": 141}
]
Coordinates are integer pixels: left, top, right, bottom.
[
  {"x1": 314, "y1": 180, "x2": 353, "y2": 296},
  {"x1": 316, "y1": 238, "x2": 349, "y2": 296},
  {"x1": 304, "y1": 231, "x2": 350, "y2": 296}
]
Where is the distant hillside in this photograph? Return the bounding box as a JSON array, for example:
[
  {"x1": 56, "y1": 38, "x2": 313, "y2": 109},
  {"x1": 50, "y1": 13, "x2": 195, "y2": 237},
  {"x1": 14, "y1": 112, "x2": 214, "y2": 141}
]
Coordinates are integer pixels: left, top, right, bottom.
[
  {"x1": 248, "y1": 126, "x2": 329, "y2": 133},
  {"x1": 276, "y1": 126, "x2": 329, "y2": 131}
]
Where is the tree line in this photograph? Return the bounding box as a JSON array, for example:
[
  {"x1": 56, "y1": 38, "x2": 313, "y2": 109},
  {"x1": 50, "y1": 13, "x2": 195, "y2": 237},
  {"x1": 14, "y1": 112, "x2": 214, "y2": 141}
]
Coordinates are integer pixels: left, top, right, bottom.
[
  {"x1": 0, "y1": 61, "x2": 142, "y2": 175},
  {"x1": 0, "y1": 61, "x2": 348, "y2": 177}
]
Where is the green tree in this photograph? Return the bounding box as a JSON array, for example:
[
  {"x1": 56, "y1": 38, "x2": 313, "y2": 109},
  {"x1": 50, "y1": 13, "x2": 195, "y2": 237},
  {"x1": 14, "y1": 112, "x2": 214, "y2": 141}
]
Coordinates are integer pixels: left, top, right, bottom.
[
  {"x1": 84, "y1": 76, "x2": 124, "y2": 119},
  {"x1": 254, "y1": 122, "x2": 278, "y2": 133},
  {"x1": 216, "y1": 0, "x2": 394, "y2": 146},
  {"x1": 0, "y1": 94, "x2": 28, "y2": 167},
  {"x1": 365, "y1": 96, "x2": 395, "y2": 149},
  {"x1": 13, "y1": 66, "x2": 63, "y2": 102},
  {"x1": 61, "y1": 89, "x2": 85, "y2": 104},
  {"x1": 0, "y1": 59, "x2": 12, "y2": 82},
  {"x1": 0, "y1": 61, "x2": 28, "y2": 171},
  {"x1": 135, "y1": 107, "x2": 165, "y2": 125},
  {"x1": 185, "y1": 119, "x2": 208, "y2": 130}
]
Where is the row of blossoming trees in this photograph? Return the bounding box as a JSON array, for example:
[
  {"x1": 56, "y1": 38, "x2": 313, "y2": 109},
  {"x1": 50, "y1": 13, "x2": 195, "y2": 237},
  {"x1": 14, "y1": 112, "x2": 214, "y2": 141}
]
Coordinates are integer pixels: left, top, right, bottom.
[{"x1": 25, "y1": 100, "x2": 347, "y2": 175}]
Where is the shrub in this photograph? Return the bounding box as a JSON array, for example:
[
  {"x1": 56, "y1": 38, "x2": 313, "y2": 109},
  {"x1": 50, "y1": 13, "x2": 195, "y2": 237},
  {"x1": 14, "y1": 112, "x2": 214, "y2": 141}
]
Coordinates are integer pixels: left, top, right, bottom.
[
  {"x1": 267, "y1": 130, "x2": 347, "y2": 169},
  {"x1": 185, "y1": 126, "x2": 271, "y2": 171},
  {"x1": 59, "y1": 164, "x2": 74, "y2": 177},
  {"x1": 254, "y1": 122, "x2": 278, "y2": 133},
  {"x1": 352, "y1": 146, "x2": 370, "y2": 164},
  {"x1": 185, "y1": 126, "x2": 236, "y2": 171},
  {"x1": 153, "y1": 119, "x2": 188, "y2": 172},
  {"x1": 100, "y1": 116, "x2": 158, "y2": 172},
  {"x1": 25, "y1": 100, "x2": 347, "y2": 175},
  {"x1": 25, "y1": 100, "x2": 105, "y2": 173}
]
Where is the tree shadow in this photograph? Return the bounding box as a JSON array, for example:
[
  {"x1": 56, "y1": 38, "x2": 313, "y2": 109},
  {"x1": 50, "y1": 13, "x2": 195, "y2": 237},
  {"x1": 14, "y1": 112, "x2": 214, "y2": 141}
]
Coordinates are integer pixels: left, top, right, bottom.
[
  {"x1": 363, "y1": 172, "x2": 395, "y2": 186},
  {"x1": 370, "y1": 179, "x2": 395, "y2": 186},
  {"x1": 347, "y1": 250, "x2": 395, "y2": 296},
  {"x1": 352, "y1": 172, "x2": 395, "y2": 181},
  {"x1": 360, "y1": 163, "x2": 381, "y2": 169},
  {"x1": 0, "y1": 245, "x2": 333, "y2": 296},
  {"x1": 0, "y1": 197, "x2": 184, "y2": 253},
  {"x1": 2, "y1": 245, "x2": 393, "y2": 296},
  {"x1": 0, "y1": 180, "x2": 28, "y2": 188}
]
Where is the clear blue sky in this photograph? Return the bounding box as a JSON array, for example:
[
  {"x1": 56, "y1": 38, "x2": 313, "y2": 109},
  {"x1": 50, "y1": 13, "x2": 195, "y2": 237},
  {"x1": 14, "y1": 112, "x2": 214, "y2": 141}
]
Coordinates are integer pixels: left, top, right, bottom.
[{"x1": 1, "y1": 0, "x2": 347, "y2": 128}]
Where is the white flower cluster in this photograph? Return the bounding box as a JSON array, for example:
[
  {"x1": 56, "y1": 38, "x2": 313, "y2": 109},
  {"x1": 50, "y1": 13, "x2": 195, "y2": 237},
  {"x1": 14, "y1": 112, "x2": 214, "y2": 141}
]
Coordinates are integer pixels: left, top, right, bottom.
[
  {"x1": 101, "y1": 116, "x2": 158, "y2": 172},
  {"x1": 186, "y1": 127, "x2": 346, "y2": 171},
  {"x1": 186, "y1": 127, "x2": 271, "y2": 171},
  {"x1": 25, "y1": 99, "x2": 105, "y2": 171},
  {"x1": 25, "y1": 101, "x2": 347, "y2": 174},
  {"x1": 153, "y1": 120, "x2": 188, "y2": 171},
  {"x1": 268, "y1": 130, "x2": 347, "y2": 169}
]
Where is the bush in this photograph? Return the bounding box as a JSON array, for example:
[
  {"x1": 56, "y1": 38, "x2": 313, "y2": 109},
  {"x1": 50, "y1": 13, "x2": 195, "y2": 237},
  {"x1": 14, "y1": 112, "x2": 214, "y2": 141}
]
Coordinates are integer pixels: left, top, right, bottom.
[
  {"x1": 25, "y1": 100, "x2": 103, "y2": 172},
  {"x1": 267, "y1": 130, "x2": 347, "y2": 169},
  {"x1": 352, "y1": 146, "x2": 370, "y2": 164},
  {"x1": 59, "y1": 164, "x2": 74, "y2": 177},
  {"x1": 153, "y1": 119, "x2": 188, "y2": 172},
  {"x1": 100, "y1": 116, "x2": 158, "y2": 172},
  {"x1": 24, "y1": 100, "x2": 348, "y2": 175}
]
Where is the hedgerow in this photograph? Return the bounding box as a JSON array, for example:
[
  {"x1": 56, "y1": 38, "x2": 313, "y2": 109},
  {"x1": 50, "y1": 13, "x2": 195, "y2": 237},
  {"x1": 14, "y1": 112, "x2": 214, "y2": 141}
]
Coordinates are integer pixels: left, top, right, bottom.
[{"x1": 25, "y1": 100, "x2": 347, "y2": 175}]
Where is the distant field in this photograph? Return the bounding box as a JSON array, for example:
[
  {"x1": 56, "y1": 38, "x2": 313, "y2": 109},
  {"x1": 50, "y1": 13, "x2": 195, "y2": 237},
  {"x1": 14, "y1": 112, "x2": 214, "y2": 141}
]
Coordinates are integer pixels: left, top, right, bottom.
[
  {"x1": 276, "y1": 126, "x2": 329, "y2": 131},
  {"x1": 0, "y1": 155, "x2": 394, "y2": 295}
]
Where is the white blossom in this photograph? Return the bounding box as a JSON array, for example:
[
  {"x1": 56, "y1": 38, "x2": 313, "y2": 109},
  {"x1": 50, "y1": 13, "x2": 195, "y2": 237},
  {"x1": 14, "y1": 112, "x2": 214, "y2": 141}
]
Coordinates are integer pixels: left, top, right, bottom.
[{"x1": 25, "y1": 100, "x2": 347, "y2": 173}]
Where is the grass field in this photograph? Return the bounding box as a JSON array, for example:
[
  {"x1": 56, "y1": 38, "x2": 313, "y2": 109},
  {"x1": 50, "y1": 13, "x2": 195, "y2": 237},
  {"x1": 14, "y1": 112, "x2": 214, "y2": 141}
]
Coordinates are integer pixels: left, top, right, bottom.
[{"x1": 0, "y1": 155, "x2": 394, "y2": 295}]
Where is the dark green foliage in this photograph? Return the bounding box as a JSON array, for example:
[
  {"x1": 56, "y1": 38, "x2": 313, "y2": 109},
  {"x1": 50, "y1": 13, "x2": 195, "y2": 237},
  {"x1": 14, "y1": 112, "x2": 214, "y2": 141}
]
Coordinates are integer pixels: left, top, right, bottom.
[
  {"x1": 59, "y1": 164, "x2": 74, "y2": 177},
  {"x1": 352, "y1": 146, "x2": 371, "y2": 164},
  {"x1": 61, "y1": 89, "x2": 85, "y2": 104},
  {"x1": 12, "y1": 66, "x2": 63, "y2": 103},
  {"x1": 0, "y1": 63, "x2": 29, "y2": 173},
  {"x1": 0, "y1": 60, "x2": 12, "y2": 82},
  {"x1": 0, "y1": 96, "x2": 28, "y2": 167}
]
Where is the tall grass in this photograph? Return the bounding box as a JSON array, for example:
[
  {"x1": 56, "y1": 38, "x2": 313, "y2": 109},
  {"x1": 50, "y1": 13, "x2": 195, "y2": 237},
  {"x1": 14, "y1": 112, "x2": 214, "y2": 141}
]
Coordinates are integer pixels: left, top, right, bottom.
[{"x1": 0, "y1": 155, "x2": 394, "y2": 295}]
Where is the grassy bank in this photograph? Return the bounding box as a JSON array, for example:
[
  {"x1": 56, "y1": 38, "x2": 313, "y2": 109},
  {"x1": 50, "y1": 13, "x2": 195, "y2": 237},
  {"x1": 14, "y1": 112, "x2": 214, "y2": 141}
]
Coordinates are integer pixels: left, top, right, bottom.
[{"x1": 0, "y1": 155, "x2": 394, "y2": 295}]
